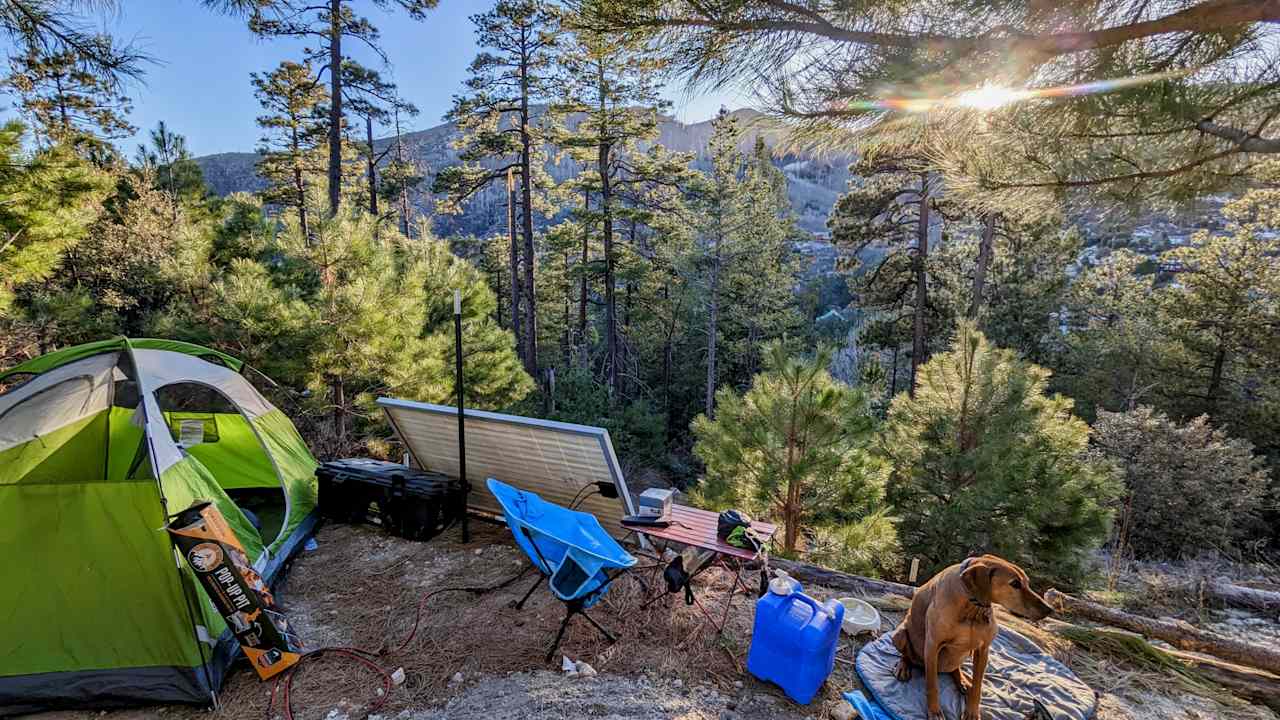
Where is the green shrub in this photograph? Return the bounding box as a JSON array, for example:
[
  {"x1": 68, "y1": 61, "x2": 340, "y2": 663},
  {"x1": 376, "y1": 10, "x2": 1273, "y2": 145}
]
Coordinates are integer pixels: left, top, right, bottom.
[
  {"x1": 524, "y1": 366, "x2": 668, "y2": 471},
  {"x1": 807, "y1": 509, "x2": 902, "y2": 578},
  {"x1": 1092, "y1": 406, "x2": 1270, "y2": 560},
  {"x1": 692, "y1": 341, "x2": 884, "y2": 554},
  {"x1": 880, "y1": 323, "x2": 1120, "y2": 585}
]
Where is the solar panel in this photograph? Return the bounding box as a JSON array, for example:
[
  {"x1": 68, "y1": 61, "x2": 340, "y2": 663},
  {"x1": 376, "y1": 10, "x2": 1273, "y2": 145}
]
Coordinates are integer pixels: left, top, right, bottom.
[{"x1": 376, "y1": 398, "x2": 638, "y2": 538}]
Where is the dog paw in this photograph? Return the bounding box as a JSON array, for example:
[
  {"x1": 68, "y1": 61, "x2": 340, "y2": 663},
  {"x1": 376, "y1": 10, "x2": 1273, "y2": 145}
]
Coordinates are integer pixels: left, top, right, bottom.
[
  {"x1": 927, "y1": 709, "x2": 945, "y2": 720},
  {"x1": 893, "y1": 660, "x2": 912, "y2": 682},
  {"x1": 962, "y1": 708, "x2": 982, "y2": 720}
]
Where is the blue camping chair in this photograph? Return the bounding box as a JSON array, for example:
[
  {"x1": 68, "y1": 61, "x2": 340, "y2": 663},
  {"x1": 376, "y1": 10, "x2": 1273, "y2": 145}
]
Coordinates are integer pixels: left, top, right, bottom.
[{"x1": 487, "y1": 478, "x2": 637, "y2": 660}]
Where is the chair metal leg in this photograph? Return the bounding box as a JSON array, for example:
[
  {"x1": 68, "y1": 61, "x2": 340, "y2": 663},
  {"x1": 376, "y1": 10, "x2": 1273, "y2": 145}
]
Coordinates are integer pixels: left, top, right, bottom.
[
  {"x1": 545, "y1": 607, "x2": 576, "y2": 662},
  {"x1": 513, "y1": 575, "x2": 542, "y2": 610},
  {"x1": 578, "y1": 609, "x2": 616, "y2": 643}
]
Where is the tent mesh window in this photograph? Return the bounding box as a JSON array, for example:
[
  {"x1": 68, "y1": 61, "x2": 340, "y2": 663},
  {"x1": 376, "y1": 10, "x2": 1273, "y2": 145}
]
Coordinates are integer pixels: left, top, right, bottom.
[
  {"x1": 156, "y1": 384, "x2": 235, "y2": 445},
  {"x1": 154, "y1": 381, "x2": 285, "y2": 544}
]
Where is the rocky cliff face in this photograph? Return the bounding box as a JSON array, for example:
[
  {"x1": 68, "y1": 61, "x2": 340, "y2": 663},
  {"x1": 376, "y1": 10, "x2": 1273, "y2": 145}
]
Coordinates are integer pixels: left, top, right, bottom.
[{"x1": 194, "y1": 108, "x2": 851, "y2": 238}]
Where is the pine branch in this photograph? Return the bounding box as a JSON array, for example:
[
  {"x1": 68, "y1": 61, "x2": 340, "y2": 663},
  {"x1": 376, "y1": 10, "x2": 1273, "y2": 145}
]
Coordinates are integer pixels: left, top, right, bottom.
[{"x1": 1195, "y1": 121, "x2": 1280, "y2": 154}]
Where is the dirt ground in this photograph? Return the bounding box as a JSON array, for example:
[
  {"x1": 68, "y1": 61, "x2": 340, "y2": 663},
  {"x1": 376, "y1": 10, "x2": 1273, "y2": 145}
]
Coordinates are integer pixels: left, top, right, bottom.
[{"x1": 29, "y1": 521, "x2": 1280, "y2": 720}]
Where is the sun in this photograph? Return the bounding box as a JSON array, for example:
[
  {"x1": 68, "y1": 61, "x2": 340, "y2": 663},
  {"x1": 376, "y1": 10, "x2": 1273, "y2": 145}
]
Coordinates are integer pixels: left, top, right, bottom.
[{"x1": 954, "y1": 83, "x2": 1027, "y2": 111}]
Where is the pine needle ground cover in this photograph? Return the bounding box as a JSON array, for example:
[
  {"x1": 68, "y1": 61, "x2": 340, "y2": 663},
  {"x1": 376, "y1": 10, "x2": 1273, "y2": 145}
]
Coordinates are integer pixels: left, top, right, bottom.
[{"x1": 32, "y1": 523, "x2": 1276, "y2": 720}]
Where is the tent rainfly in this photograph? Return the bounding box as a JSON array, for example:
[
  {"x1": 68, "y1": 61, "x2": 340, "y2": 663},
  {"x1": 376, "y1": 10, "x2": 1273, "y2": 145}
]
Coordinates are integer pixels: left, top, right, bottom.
[
  {"x1": 0, "y1": 338, "x2": 319, "y2": 715},
  {"x1": 377, "y1": 398, "x2": 638, "y2": 538}
]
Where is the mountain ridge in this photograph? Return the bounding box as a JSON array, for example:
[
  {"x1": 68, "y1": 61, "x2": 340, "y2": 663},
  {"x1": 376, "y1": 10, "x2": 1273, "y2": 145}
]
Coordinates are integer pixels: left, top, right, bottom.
[{"x1": 194, "y1": 108, "x2": 849, "y2": 237}]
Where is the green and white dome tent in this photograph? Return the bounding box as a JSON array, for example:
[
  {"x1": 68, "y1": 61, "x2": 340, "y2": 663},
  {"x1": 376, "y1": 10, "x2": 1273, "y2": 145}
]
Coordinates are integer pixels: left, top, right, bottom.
[{"x1": 0, "y1": 338, "x2": 319, "y2": 714}]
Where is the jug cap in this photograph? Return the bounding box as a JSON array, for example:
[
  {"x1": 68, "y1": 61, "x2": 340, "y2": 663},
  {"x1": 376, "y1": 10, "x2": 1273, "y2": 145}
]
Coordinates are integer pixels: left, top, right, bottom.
[{"x1": 768, "y1": 576, "x2": 797, "y2": 595}]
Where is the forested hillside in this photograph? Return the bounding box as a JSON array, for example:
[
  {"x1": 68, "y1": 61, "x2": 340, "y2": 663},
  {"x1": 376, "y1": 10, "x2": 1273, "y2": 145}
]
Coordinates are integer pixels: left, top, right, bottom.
[{"x1": 195, "y1": 107, "x2": 850, "y2": 237}]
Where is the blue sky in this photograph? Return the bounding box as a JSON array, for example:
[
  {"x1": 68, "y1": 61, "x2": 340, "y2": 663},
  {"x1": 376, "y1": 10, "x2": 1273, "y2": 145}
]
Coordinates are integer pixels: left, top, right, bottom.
[{"x1": 76, "y1": 1, "x2": 747, "y2": 157}]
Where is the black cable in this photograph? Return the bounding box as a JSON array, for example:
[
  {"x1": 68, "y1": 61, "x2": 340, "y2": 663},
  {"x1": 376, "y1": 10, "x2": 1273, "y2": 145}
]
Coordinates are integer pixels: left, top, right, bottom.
[
  {"x1": 568, "y1": 480, "x2": 618, "y2": 510},
  {"x1": 567, "y1": 481, "x2": 597, "y2": 510},
  {"x1": 569, "y1": 488, "x2": 600, "y2": 511}
]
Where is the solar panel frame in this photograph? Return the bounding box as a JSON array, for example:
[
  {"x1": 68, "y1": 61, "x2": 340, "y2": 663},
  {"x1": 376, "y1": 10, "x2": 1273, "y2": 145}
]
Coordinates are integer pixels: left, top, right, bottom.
[{"x1": 376, "y1": 398, "x2": 639, "y2": 538}]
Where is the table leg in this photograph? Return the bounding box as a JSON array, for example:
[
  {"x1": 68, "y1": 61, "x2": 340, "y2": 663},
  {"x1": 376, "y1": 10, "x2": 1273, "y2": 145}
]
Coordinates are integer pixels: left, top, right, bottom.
[
  {"x1": 715, "y1": 557, "x2": 745, "y2": 637},
  {"x1": 631, "y1": 538, "x2": 669, "y2": 611}
]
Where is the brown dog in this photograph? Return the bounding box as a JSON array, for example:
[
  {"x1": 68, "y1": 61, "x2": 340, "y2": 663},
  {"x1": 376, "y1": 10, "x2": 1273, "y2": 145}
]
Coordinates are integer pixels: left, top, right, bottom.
[{"x1": 890, "y1": 555, "x2": 1053, "y2": 720}]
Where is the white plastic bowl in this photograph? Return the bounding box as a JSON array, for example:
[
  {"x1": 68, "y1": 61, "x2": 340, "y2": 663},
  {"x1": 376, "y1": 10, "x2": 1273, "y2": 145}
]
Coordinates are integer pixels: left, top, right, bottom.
[{"x1": 837, "y1": 597, "x2": 881, "y2": 635}]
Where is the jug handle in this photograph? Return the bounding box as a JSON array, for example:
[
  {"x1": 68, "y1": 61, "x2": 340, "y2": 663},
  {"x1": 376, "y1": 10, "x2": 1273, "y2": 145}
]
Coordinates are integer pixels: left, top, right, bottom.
[
  {"x1": 791, "y1": 593, "x2": 844, "y2": 622},
  {"x1": 791, "y1": 593, "x2": 823, "y2": 615}
]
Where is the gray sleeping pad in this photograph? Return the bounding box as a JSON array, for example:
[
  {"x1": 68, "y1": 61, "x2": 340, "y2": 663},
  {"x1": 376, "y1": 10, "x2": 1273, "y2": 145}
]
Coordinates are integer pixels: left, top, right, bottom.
[{"x1": 854, "y1": 627, "x2": 1098, "y2": 720}]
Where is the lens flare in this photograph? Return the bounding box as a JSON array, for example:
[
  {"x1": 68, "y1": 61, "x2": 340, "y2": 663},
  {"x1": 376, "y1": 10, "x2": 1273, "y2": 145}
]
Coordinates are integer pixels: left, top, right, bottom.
[{"x1": 832, "y1": 71, "x2": 1187, "y2": 115}]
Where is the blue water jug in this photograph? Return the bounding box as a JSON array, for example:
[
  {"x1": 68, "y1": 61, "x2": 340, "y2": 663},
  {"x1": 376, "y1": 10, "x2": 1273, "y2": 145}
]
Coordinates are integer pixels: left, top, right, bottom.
[{"x1": 746, "y1": 584, "x2": 844, "y2": 704}]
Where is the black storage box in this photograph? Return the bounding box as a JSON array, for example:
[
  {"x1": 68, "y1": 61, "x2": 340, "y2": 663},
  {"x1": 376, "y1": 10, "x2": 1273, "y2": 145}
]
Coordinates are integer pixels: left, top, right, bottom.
[{"x1": 315, "y1": 458, "x2": 462, "y2": 541}]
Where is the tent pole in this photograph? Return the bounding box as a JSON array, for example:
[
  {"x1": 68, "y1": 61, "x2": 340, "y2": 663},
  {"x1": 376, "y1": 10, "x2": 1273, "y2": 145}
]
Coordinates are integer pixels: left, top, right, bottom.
[{"x1": 454, "y1": 290, "x2": 470, "y2": 543}]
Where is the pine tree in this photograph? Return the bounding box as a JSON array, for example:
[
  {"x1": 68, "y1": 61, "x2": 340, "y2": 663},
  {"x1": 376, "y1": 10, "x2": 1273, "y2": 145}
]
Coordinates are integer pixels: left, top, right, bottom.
[
  {"x1": 536, "y1": 219, "x2": 582, "y2": 370},
  {"x1": 1093, "y1": 406, "x2": 1269, "y2": 560},
  {"x1": 341, "y1": 60, "x2": 417, "y2": 220},
  {"x1": 608, "y1": 143, "x2": 701, "y2": 408},
  {"x1": 829, "y1": 151, "x2": 940, "y2": 396},
  {"x1": 54, "y1": 168, "x2": 213, "y2": 338},
  {"x1": 1058, "y1": 249, "x2": 1168, "y2": 419},
  {"x1": 719, "y1": 134, "x2": 802, "y2": 386},
  {"x1": 134, "y1": 122, "x2": 208, "y2": 213},
  {"x1": 1159, "y1": 196, "x2": 1280, "y2": 421},
  {"x1": 3, "y1": 44, "x2": 135, "y2": 153},
  {"x1": 692, "y1": 342, "x2": 879, "y2": 554},
  {"x1": 380, "y1": 104, "x2": 424, "y2": 236},
  {"x1": 693, "y1": 110, "x2": 745, "y2": 417},
  {"x1": 433, "y1": 0, "x2": 559, "y2": 379},
  {"x1": 554, "y1": 24, "x2": 666, "y2": 397},
  {"x1": 158, "y1": 208, "x2": 534, "y2": 453},
  {"x1": 252, "y1": 60, "x2": 328, "y2": 239},
  {"x1": 465, "y1": 232, "x2": 515, "y2": 331},
  {"x1": 0, "y1": 1, "x2": 145, "y2": 94},
  {"x1": 0, "y1": 120, "x2": 112, "y2": 315},
  {"x1": 879, "y1": 323, "x2": 1118, "y2": 584},
  {"x1": 934, "y1": 219, "x2": 1080, "y2": 365},
  {"x1": 205, "y1": 0, "x2": 438, "y2": 216},
  {"x1": 580, "y1": 0, "x2": 1280, "y2": 203}
]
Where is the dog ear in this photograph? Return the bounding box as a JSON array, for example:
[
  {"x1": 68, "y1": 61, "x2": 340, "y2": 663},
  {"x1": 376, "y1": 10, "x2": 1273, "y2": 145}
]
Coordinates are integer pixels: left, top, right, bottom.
[{"x1": 961, "y1": 560, "x2": 995, "y2": 604}]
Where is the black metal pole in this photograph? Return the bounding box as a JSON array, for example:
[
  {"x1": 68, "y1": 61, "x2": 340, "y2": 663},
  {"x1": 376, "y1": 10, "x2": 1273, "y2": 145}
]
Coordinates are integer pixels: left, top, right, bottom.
[{"x1": 454, "y1": 289, "x2": 470, "y2": 543}]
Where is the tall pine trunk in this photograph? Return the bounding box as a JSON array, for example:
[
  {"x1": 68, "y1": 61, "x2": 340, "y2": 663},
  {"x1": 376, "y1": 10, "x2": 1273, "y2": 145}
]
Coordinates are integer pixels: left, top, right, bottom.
[
  {"x1": 910, "y1": 175, "x2": 931, "y2": 397},
  {"x1": 518, "y1": 43, "x2": 538, "y2": 379},
  {"x1": 662, "y1": 284, "x2": 675, "y2": 435},
  {"x1": 705, "y1": 216, "x2": 722, "y2": 418},
  {"x1": 54, "y1": 74, "x2": 70, "y2": 138},
  {"x1": 291, "y1": 125, "x2": 309, "y2": 243},
  {"x1": 507, "y1": 169, "x2": 523, "y2": 355},
  {"x1": 598, "y1": 140, "x2": 618, "y2": 397},
  {"x1": 365, "y1": 115, "x2": 378, "y2": 216},
  {"x1": 332, "y1": 375, "x2": 346, "y2": 446},
  {"x1": 969, "y1": 213, "x2": 995, "y2": 319},
  {"x1": 562, "y1": 250, "x2": 572, "y2": 368},
  {"x1": 621, "y1": 219, "x2": 637, "y2": 395},
  {"x1": 495, "y1": 258, "x2": 504, "y2": 328},
  {"x1": 394, "y1": 111, "x2": 411, "y2": 236},
  {"x1": 326, "y1": 0, "x2": 342, "y2": 217},
  {"x1": 889, "y1": 343, "x2": 899, "y2": 397},
  {"x1": 577, "y1": 189, "x2": 589, "y2": 344}
]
